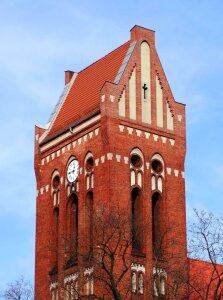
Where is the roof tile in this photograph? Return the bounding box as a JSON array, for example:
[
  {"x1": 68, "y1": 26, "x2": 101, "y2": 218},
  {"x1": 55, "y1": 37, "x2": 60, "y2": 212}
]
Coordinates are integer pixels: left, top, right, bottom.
[{"x1": 46, "y1": 40, "x2": 131, "y2": 139}]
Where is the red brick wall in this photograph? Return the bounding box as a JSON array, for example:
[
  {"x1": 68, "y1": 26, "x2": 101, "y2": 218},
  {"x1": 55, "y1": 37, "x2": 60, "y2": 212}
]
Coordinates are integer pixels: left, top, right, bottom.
[{"x1": 34, "y1": 25, "x2": 188, "y2": 299}]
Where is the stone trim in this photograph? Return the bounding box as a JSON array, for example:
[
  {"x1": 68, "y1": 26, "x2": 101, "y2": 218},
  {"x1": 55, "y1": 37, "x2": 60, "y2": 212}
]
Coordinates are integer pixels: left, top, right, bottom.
[
  {"x1": 84, "y1": 267, "x2": 93, "y2": 276},
  {"x1": 50, "y1": 282, "x2": 58, "y2": 290},
  {"x1": 40, "y1": 115, "x2": 100, "y2": 152},
  {"x1": 37, "y1": 154, "x2": 184, "y2": 198},
  {"x1": 64, "y1": 272, "x2": 78, "y2": 284},
  {"x1": 153, "y1": 267, "x2": 167, "y2": 277},
  {"x1": 118, "y1": 125, "x2": 175, "y2": 146},
  {"x1": 131, "y1": 263, "x2": 145, "y2": 274},
  {"x1": 41, "y1": 128, "x2": 100, "y2": 166}
]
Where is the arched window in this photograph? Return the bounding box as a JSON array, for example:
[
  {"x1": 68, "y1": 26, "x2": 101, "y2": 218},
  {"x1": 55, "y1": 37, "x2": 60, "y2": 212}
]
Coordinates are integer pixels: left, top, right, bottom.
[
  {"x1": 153, "y1": 267, "x2": 167, "y2": 297},
  {"x1": 85, "y1": 152, "x2": 94, "y2": 191},
  {"x1": 151, "y1": 154, "x2": 164, "y2": 193},
  {"x1": 86, "y1": 191, "x2": 93, "y2": 254},
  {"x1": 132, "y1": 272, "x2": 136, "y2": 293},
  {"x1": 152, "y1": 192, "x2": 162, "y2": 252},
  {"x1": 130, "y1": 148, "x2": 144, "y2": 188},
  {"x1": 132, "y1": 187, "x2": 142, "y2": 252},
  {"x1": 51, "y1": 171, "x2": 60, "y2": 206}
]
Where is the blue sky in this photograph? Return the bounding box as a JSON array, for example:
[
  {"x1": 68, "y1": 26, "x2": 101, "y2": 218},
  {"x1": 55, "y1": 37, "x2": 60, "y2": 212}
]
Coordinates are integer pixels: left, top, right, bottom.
[{"x1": 0, "y1": 0, "x2": 223, "y2": 291}]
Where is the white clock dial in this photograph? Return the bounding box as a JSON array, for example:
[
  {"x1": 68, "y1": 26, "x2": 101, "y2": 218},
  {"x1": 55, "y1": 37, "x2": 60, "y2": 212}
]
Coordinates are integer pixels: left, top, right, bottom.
[{"x1": 67, "y1": 159, "x2": 79, "y2": 183}]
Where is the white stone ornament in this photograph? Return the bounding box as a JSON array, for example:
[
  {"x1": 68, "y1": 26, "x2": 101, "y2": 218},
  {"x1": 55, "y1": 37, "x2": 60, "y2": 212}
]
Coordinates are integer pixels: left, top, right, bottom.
[{"x1": 67, "y1": 159, "x2": 79, "y2": 183}]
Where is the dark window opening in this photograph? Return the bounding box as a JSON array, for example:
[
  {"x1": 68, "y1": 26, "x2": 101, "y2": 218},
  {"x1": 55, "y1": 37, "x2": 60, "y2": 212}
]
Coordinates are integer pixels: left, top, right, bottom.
[
  {"x1": 132, "y1": 187, "x2": 142, "y2": 252},
  {"x1": 131, "y1": 154, "x2": 142, "y2": 168},
  {"x1": 49, "y1": 207, "x2": 59, "y2": 275},
  {"x1": 52, "y1": 175, "x2": 60, "y2": 189},
  {"x1": 70, "y1": 194, "x2": 78, "y2": 261},
  {"x1": 86, "y1": 157, "x2": 94, "y2": 172},
  {"x1": 86, "y1": 191, "x2": 93, "y2": 256},
  {"x1": 151, "y1": 159, "x2": 163, "y2": 174},
  {"x1": 152, "y1": 192, "x2": 162, "y2": 253}
]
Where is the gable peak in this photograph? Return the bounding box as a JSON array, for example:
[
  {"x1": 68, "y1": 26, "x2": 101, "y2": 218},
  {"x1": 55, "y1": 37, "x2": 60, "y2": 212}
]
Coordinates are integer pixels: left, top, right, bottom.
[{"x1": 130, "y1": 25, "x2": 155, "y2": 46}]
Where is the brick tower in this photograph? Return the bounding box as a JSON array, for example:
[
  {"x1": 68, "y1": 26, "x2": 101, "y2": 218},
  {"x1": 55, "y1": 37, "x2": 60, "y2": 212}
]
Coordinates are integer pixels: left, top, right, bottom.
[{"x1": 34, "y1": 25, "x2": 187, "y2": 299}]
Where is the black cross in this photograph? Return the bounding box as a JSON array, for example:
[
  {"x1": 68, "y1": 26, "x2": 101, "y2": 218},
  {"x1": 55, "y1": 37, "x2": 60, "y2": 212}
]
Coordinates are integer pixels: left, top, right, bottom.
[{"x1": 142, "y1": 83, "x2": 148, "y2": 99}]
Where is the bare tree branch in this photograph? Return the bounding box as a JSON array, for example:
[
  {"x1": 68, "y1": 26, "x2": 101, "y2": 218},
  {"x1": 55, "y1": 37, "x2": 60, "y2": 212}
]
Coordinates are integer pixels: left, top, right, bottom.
[{"x1": 1, "y1": 276, "x2": 33, "y2": 300}]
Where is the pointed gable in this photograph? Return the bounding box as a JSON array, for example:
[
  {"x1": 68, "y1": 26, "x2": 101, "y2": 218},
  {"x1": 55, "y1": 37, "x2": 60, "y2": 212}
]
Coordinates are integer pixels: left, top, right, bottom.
[{"x1": 45, "y1": 41, "x2": 131, "y2": 140}]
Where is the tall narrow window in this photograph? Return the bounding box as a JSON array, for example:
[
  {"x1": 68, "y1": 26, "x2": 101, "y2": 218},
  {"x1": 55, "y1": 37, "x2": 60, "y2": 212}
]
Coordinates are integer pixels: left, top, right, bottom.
[
  {"x1": 138, "y1": 273, "x2": 143, "y2": 294},
  {"x1": 52, "y1": 174, "x2": 60, "y2": 206},
  {"x1": 132, "y1": 187, "x2": 142, "y2": 252},
  {"x1": 153, "y1": 268, "x2": 167, "y2": 297},
  {"x1": 160, "y1": 277, "x2": 165, "y2": 296},
  {"x1": 85, "y1": 276, "x2": 94, "y2": 296},
  {"x1": 50, "y1": 171, "x2": 60, "y2": 275},
  {"x1": 69, "y1": 194, "x2": 78, "y2": 264},
  {"x1": 151, "y1": 154, "x2": 164, "y2": 255},
  {"x1": 53, "y1": 208, "x2": 59, "y2": 267},
  {"x1": 85, "y1": 153, "x2": 94, "y2": 191},
  {"x1": 51, "y1": 288, "x2": 58, "y2": 300},
  {"x1": 86, "y1": 191, "x2": 93, "y2": 254},
  {"x1": 152, "y1": 192, "x2": 161, "y2": 251}
]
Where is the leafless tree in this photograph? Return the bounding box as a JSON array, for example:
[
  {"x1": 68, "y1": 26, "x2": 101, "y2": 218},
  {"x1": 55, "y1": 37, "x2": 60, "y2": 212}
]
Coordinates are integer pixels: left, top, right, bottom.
[
  {"x1": 151, "y1": 227, "x2": 189, "y2": 300},
  {"x1": 49, "y1": 206, "x2": 223, "y2": 299},
  {"x1": 1, "y1": 276, "x2": 33, "y2": 300},
  {"x1": 187, "y1": 209, "x2": 223, "y2": 300},
  {"x1": 87, "y1": 205, "x2": 134, "y2": 300},
  {"x1": 58, "y1": 204, "x2": 141, "y2": 300}
]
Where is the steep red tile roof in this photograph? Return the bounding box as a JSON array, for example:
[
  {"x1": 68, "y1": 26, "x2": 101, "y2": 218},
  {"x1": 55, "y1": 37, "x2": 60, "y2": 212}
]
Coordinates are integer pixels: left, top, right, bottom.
[{"x1": 46, "y1": 41, "x2": 131, "y2": 140}]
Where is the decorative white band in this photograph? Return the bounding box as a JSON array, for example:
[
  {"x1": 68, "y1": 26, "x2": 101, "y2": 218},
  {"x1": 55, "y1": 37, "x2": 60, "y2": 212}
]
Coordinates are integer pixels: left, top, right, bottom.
[
  {"x1": 50, "y1": 282, "x2": 58, "y2": 290},
  {"x1": 84, "y1": 267, "x2": 94, "y2": 276},
  {"x1": 64, "y1": 272, "x2": 78, "y2": 284},
  {"x1": 131, "y1": 263, "x2": 145, "y2": 274}
]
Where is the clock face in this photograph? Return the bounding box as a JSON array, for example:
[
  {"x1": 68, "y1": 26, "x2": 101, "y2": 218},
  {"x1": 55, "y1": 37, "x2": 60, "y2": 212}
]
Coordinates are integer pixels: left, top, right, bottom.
[{"x1": 67, "y1": 159, "x2": 79, "y2": 183}]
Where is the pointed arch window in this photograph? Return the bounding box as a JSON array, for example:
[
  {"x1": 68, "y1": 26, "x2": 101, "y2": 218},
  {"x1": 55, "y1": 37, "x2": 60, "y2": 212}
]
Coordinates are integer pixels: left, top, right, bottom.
[
  {"x1": 130, "y1": 148, "x2": 144, "y2": 188},
  {"x1": 85, "y1": 152, "x2": 94, "y2": 191},
  {"x1": 153, "y1": 267, "x2": 167, "y2": 297},
  {"x1": 52, "y1": 171, "x2": 60, "y2": 206}
]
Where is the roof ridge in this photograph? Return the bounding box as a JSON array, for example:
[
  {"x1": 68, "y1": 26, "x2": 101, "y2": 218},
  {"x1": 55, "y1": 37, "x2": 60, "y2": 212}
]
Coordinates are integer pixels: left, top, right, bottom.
[{"x1": 78, "y1": 40, "x2": 130, "y2": 74}]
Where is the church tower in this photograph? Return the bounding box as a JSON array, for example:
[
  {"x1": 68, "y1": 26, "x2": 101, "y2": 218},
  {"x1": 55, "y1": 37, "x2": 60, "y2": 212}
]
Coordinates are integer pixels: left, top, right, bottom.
[{"x1": 34, "y1": 25, "x2": 187, "y2": 299}]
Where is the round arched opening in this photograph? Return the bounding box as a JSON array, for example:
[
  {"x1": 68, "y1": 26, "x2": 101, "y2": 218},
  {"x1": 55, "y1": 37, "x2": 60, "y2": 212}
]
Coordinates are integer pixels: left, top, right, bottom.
[
  {"x1": 86, "y1": 157, "x2": 94, "y2": 172},
  {"x1": 151, "y1": 159, "x2": 163, "y2": 173},
  {"x1": 52, "y1": 175, "x2": 60, "y2": 189},
  {"x1": 131, "y1": 154, "x2": 142, "y2": 168}
]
